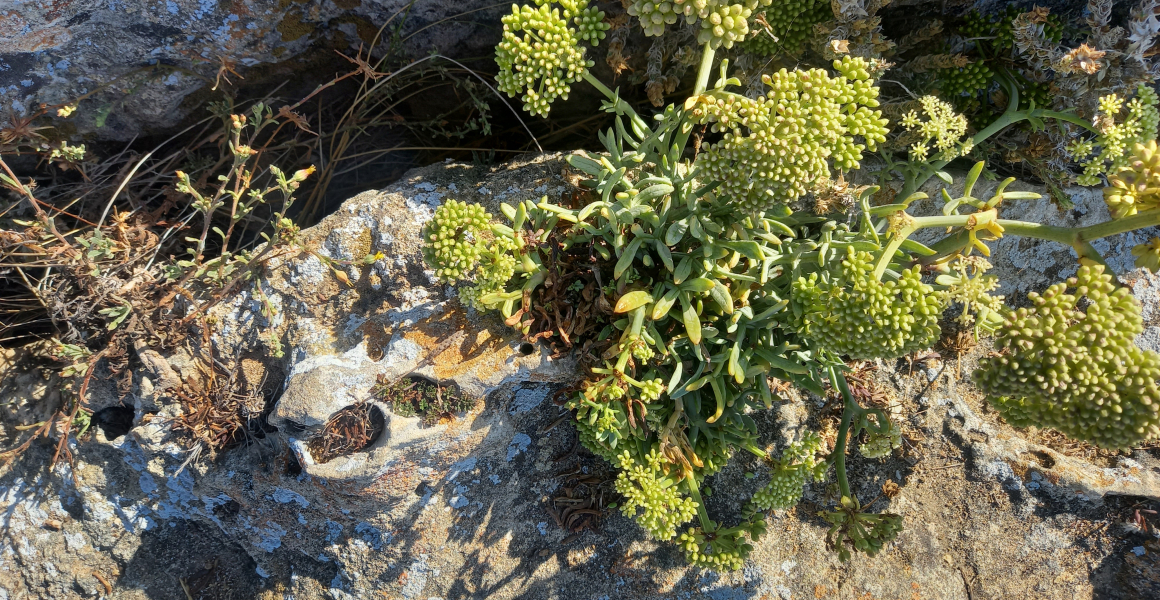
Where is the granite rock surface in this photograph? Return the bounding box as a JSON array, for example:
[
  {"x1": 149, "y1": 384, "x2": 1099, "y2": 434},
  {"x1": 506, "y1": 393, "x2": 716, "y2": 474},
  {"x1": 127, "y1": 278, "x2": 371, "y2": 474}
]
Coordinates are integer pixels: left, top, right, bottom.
[{"x1": 0, "y1": 154, "x2": 1158, "y2": 599}]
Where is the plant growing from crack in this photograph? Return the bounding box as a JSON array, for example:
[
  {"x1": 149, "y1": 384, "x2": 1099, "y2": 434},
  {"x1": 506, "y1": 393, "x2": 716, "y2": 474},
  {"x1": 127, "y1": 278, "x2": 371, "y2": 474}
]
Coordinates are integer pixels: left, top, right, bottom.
[{"x1": 418, "y1": 0, "x2": 1160, "y2": 570}]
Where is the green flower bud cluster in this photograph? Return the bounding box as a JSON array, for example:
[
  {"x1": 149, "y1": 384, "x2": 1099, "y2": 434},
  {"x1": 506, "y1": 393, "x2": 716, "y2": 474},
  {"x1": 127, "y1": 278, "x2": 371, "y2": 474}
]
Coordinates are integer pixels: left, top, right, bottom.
[
  {"x1": 794, "y1": 248, "x2": 943, "y2": 360},
  {"x1": 937, "y1": 60, "x2": 994, "y2": 98},
  {"x1": 1018, "y1": 80, "x2": 1052, "y2": 111},
  {"x1": 959, "y1": 10, "x2": 991, "y2": 39},
  {"x1": 692, "y1": 57, "x2": 888, "y2": 212},
  {"x1": 630, "y1": 337, "x2": 656, "y2": 362},
  {"x1": 421, "y1": 200, "x2": 492, "y2": 281},
  {"x1": 625, "y1": 0, "x2": 679, "y2": 36},
  {"x1": 974, "y1": 265, "x2": 1160, "y2": 449},
  {"x1": 899, "y1": 96, "x2": 972, "y2": 162},
  {"x1": 614, "y1": 450, "x2": 699, "y2": 540},
  {"x1": 678, "y1": 525, "x2": 749, "y2": 570},
  {"x1": 696, "y1": 3, "x2": 754, "y2": 50},
  {"x1": 1104, "y1": 140, "x2": 1160, "y2": 219},
  {"x1": 858, "y1": 420, "x2": 901, "y2": 459},
  {"x1": 495, "y1": 0, "x2": 606, "y2": 117},
  {"x1": 745, "y1": 0, "x2": 831, "y2": 56},
  {"x1": 823, "y1": 495, "x2": 903, "y2": 562},
  {"x1": 566, "y1": 0, "x2": 610, "y2": 43},
  {"x1": 459, "y1": 247, "x2": 517, "y2": 311},
  {"x1": 1072, "y1": 86, "x2": 1160, "y2": 187},
  {"x1": 750, "y1": 431, "x2": 827, "y2": 511},
  {"x1": 627, "y1": 1, "x2": 774, "y2": 49},
  {"x1": 1133, "y1": 238, "x2": 1160, "y2": 273},
  {"x1": 639, "y1": 377, "x2": 666, "y2": 401}
]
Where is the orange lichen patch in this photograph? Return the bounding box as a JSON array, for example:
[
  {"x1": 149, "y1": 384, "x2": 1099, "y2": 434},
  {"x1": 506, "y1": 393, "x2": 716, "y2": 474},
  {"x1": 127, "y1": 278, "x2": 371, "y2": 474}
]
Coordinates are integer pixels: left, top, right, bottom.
[
  {"x1": 40, "y1": 0, "x2": 74, "y2": 21},
  {"x1": 0, "y1": 26, "x2": 70, "y2": 53},
  {"x1": 401, "y1": 308, "x2": 518, "y2": 382},
  {"x1": 0, "y1": 11, "x2": 27, "y2": 32},
  {"x1": 224, "y1": 0, "x2": 256, "y2": 17}
]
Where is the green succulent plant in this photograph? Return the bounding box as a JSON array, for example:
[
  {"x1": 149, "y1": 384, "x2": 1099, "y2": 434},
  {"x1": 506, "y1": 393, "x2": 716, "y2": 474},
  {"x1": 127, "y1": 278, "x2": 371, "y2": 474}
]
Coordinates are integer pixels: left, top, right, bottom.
[
  {"x1": 417, "y1": 1, "x2": 1160, "y2": 571},
  {"x1": 975, "y1": 265, "x2": 1160, "y2": 449},
  {"x1": 793, "y1": 247, "x2": 943, "y2": 360},
  {"x1": 690, "y1": 56, "x2": 889, "y2": 213},
  {"x1": 822, "y1": 495, "x2": 903, "y2": 562},
  {"x1": 1070, "y1": 86, "x2": 1160, "y2": 187},
  {"x1": 750, "y1": 432, "x2": 827, "y2": 511}
]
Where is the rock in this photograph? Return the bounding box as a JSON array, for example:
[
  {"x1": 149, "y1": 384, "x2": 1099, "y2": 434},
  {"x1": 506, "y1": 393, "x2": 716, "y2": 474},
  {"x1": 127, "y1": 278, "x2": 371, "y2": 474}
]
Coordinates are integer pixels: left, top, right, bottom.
[
  {"x1": 1, "y1": 154, "x2": 1158, "y2": 599},
  {"x1": 937, "y1": 374, "x2": 1160, "y2": 503},
  {"x1": 1, "y1": 0, "x2": 508, "y2": 139},
  {"x1": 1119, "y1": 540, "x2": 1160, "y2": 599}
]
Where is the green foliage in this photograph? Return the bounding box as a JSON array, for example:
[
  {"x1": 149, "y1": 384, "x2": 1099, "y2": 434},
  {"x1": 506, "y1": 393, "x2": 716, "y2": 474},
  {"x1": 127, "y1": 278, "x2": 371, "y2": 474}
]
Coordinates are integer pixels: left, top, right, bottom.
[
  {"x1": 1104, "y1": 140, "x2": 1160, "y2": 219},
  {"x1": 371, "y1": 376, "x2": 475, "y2": 424},
  {"x1": 50, "y1": 340, "x2": 94, "y2": 378},
  {"x1": 1070, "y1": 86, "x2": 1160, "y2": 187},
  {"x1": 822, "y1": 495, "x2": 903, "y2": 562},
  {"x1": 462, "y1": 1, "x2": 1160, "y2": 570},
  {"x1": 168, "y1": 105, "x2": 313, "y2": 291},
  {"x1": 98, "y1": 302, "x2": 132, "y2": 331},
  {"x1": 794, "y1": 248, "x2": 942, "y2": 360},
  {"x1": 690, "y1": 56, "x2": 888, "y2": 212},
  {"x1": 1133, "y1": 237, "x2": 1160, "y2": 273},
  {"x1": 975, "y1": 265, "x2": 1160, "y2": 449}
]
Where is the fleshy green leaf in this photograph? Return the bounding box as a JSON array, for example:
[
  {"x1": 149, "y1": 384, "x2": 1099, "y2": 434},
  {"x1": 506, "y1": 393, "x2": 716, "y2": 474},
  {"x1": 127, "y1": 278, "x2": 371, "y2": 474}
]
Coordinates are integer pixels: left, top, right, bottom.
[{"x1": 614, "y1": 290, "x2": 653, "y2": 313}]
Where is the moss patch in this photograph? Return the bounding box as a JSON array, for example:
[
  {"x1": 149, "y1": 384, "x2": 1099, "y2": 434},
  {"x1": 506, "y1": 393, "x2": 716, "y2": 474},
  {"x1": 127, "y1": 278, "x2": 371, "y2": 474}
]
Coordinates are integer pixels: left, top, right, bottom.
[{"x1": 277, "y1": 11, "x2": 314, "y2": 42}]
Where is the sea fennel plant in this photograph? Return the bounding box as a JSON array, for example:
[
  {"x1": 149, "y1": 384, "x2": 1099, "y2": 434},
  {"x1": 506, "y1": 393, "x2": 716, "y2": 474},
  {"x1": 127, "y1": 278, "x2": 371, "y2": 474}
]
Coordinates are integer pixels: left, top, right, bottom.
[{"x1": 420, "y1": 0, "x2": 1160, "y2": 569}]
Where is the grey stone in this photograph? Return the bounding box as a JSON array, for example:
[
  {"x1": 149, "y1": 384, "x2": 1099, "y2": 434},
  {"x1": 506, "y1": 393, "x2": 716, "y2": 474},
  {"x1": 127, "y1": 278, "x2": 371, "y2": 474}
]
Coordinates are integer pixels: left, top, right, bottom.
[{"x1": 1, "y1": 0, "x2": 508, "y2": 139}]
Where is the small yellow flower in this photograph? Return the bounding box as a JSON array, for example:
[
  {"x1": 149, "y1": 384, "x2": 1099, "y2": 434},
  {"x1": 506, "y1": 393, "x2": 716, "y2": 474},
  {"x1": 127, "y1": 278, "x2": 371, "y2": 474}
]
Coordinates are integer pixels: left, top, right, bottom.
[{"x1": 964, "y1": 210, "x2": 1003, "y2": 257}]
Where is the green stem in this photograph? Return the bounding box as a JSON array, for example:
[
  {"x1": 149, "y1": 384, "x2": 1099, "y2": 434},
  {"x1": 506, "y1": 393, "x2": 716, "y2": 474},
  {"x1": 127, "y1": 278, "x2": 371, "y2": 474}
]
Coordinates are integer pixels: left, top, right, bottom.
[
  {"x1": 922, "y1": 209, "x2": 1160, "y2": 268},
  {"x1": 743, "y1": 443, "x2": 768, "y2": 460},
  {"x1": 872, "y1": 225, "x2": 916, "y2": 281},
  {"x1": 581, "y1": 71, "x2": 649, "y2": 133},
  {"x1": 828, "y1": 366, "x2": 858, "y2": 500},
  {"x1": 671, "y1": 43, "x2": 718, "y2": 158},
  {"x1": 684, "y1": 472, "x2": 715, "y2": 531},
  {"x1": 693, "y1": 42, "x2": 716, "y2": 96}
]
